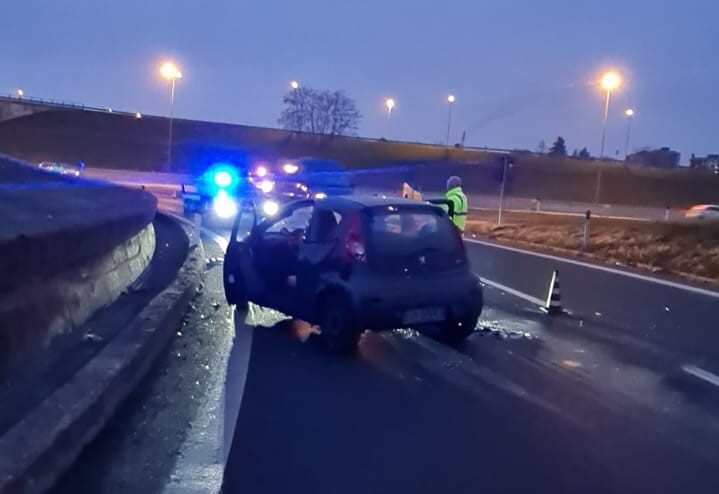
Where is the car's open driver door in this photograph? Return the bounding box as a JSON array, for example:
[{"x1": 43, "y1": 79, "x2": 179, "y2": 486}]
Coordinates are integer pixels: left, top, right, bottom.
[{"x1": 223, "y1": 201, "x2": 263, "y2": 306}]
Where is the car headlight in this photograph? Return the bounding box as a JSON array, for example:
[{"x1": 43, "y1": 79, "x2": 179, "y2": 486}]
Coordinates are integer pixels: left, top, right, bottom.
[
  {"x1": 258, "y1": 180, "x2": 274, "y2": 193},
  {"x1": 212, "y1": 191, "x2": 238, "y2": 219},
  {"x1": 314, "y1": 192, "x2": 327, "y2": 199},
  {"x1": 283, "y1": 163, "x2": 299, "y2": 174},
  {"x1": 262, "y1": 199, "x2": 280, "y2": 217}
]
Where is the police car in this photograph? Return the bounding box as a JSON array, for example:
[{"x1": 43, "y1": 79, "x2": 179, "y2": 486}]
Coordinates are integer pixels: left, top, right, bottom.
[{"x1": 181, "y1": 158, "x2": 353, "y2": 224}]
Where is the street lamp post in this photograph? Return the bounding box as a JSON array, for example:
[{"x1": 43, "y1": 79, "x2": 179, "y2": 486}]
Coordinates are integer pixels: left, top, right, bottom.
[
  {"x1": 160, "y1": 61, "x2": 183, "y2": 171},
  {"x1": 624, "y1": 108, "x2": 634, "y2": 160},
  {"x1": 596, "y1": 71, "x2": 621, "y2": 203},
  {"x1": 446, "y1": 94, "x2": 455, "y2": 146},
  {"x1": 384, "y1": 98, "x2": 395, "y2": 139}
]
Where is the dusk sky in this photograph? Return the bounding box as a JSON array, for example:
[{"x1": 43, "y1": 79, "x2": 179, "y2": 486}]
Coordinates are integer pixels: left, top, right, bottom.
[{"x1": 2, "y1": 0, "x2": 716, "y2": 162}]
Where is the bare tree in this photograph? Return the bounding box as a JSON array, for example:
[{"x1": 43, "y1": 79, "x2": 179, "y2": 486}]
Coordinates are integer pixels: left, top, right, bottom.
[
  {"x1": 279, "y1": 87, "x2": 361, "y2": 136},
  {"x1": 536, "y1": 140, "x2": 546, "y2": 154}
]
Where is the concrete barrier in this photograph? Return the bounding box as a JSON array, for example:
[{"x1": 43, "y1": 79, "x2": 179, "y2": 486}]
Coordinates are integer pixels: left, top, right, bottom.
[
  {"x1": 0, "y1": 154, "x2": 157, "y2": 365},
  {"x1": 0, "y1": 224, "x2": 155, "y2": 365},
  {"x1": 0, "y1": 214, "x2": 203, "y2": 494}
]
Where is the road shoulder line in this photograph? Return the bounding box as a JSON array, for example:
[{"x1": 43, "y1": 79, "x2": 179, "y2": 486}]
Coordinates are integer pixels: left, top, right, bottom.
[
  {"x1": 481, "y1": 278, "x2": 544, "y2": 307},
  {"x1": 682, "y1": 365, "x2": 719, "y2": 388},
  {"x1": 466, "y1": 238, "x2": 719, "y2": 300}
]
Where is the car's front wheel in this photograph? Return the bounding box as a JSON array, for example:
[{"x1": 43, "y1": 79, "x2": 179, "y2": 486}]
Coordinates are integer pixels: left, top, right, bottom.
[{"x1": 319, "y1": 294, "x2": 361, "y2": 355}]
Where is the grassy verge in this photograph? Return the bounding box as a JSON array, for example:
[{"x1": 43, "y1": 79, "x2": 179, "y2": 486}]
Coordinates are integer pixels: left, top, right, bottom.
[{"x1": 466, "y1": 211, "x2": 719, "y2": 287}]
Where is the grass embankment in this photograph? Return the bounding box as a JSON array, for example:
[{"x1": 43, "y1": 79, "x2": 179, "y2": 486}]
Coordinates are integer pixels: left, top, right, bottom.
[{"x1": 466, "y1": 211, "x2": 719, "y2": 286}]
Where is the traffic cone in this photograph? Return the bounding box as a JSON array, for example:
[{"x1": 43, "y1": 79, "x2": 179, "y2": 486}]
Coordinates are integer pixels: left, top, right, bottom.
[{"x1": 542, "y1": 270, "x2": 563, "y2": 315}]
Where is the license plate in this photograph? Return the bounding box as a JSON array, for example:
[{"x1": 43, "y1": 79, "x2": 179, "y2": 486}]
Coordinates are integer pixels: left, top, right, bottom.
[{"x1": 402, "y1": 307, "x2": 445, "y2": 325}]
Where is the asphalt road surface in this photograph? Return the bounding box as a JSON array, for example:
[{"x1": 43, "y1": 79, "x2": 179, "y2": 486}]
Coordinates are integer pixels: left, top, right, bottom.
[
  {"x1": 221, "y1": 241, "x2": 719, "y2": 494},
  {"x1": 53, "y1": 171, "x2": 719, "y2": 494}
]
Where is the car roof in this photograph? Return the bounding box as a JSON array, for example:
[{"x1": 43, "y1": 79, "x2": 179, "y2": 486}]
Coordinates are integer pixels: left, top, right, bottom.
[{"x1": 319, "y1": 195, "x2": 442, "y2": 210}]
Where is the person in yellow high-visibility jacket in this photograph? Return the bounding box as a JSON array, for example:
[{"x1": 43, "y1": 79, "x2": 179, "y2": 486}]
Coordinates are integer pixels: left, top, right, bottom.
[{"x1": 445, "y1": 176, "x2": 468, "y2": 232}]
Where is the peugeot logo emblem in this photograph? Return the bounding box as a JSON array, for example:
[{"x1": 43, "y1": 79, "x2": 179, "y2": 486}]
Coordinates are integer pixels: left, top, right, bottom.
[{"x1": 418, "y1": 255, "x2": 426, "y2": 265}]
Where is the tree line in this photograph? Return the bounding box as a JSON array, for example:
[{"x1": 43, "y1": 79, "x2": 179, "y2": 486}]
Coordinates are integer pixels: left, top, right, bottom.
[{"x1": 536, "y1": 137, "x2": 591, "y2": 159}]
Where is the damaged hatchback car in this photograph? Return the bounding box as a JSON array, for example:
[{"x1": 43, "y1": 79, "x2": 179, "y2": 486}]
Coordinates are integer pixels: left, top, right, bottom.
[{"x1": 223, "y1": 196, "x2": 483, "y2": 354}]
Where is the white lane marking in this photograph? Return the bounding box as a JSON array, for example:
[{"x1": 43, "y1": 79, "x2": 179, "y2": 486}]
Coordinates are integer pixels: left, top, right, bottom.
[
  {"x1": 481, "y1": 277, "x2": 544, "y2": 307},
  {"x1": 221, "y1": 310, "x2": 254, "y2": 461},
  {"x1": 162, "y1": 230, "x2": 252, "y2": 494},
  {"x1": 466, "y1": 238, "x2": 719, "y2": 300},
  {"x1": 682, "y1": 365, "x2": 719, "y2": 388},
  {"x1": 201, "y1": 228, "x2": 229, "y2": 252}
]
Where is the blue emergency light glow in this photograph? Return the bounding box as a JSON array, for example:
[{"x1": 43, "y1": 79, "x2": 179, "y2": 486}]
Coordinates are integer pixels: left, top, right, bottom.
[
  {"x1": 213, "y1": 170, "x2": 233, "y2": 188},
  {"x1": 204, "y1": 163, "x2": 241, "y2": 195}
]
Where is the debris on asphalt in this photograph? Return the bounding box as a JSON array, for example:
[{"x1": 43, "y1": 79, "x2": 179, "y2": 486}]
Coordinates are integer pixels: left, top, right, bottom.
[
  {"x1": 83, "y1": 333, "x2": 103, "y2": 343},
  {"x1": 205, "y1": 257, "x2": 224, "y2": 269}
]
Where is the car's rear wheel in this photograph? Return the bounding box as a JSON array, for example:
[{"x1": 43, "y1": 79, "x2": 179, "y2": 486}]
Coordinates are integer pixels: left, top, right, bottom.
[
  {"x1": 438, "y1": 313, "x2": 479, "y2": 344},
  {"x1": 319, "y1": 294, "x2": 361, "y2": 355}
]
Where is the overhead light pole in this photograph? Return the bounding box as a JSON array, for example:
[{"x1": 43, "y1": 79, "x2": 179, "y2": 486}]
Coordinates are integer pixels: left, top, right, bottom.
[
  {"x1": 596, "y1": 71, "x2": 621, "y2": 203},
  {"x1": 624, "y1": 108, "x2": 634, "y2": 160},
  {"x1": 446, "y1": 94, "x2": 456, "y2": 146},
  {"x1": 160, "y1": 61, "x2": 183, "y2": 171}
]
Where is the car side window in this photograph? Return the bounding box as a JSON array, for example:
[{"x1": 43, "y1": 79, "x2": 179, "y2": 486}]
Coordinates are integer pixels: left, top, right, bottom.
[
  {"x1": 233, "y1": 204, "x2": 256, "y2": 242},
  {"x1": 265, "y1": 205, "x2": 314, "y2": 234},
  {"x1": 306, "y1": 209, "x2": 342, "y2": 242}
]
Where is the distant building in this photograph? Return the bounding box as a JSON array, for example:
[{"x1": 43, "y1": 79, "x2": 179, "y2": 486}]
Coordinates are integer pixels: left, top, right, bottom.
[
  {"x1": 626, "y1": 147, "x2": 680, "y2": 168},
  {"x1": 689, "y1": 154, "x2": 719, "y2": 172}
]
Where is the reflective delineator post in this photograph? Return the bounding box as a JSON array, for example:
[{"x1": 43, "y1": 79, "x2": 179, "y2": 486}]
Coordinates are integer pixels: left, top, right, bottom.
[
  {"x1": 543, "y1": 270, "x2": 563, "y2": 315},
  {"x1": 582, "y1": 209, "x2": 591, "y2": 252}
]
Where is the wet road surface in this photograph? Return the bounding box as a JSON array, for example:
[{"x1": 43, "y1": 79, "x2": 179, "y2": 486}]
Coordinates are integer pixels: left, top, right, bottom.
[
  {"x1": 221, "y1": 271, "x2": 719, "y2": 494},
  {"x1": 48, "y1": 205, "x2": 719, "y2": 494}
]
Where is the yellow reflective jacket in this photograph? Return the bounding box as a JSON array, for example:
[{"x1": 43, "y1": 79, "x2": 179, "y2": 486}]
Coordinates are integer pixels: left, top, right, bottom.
[{"x1": 445, "y1": 186, "x2": 468, "y2": 232}]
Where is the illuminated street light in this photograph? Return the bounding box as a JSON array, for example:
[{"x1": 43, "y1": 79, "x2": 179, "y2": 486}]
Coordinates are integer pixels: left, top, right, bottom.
[
  {"x1": 446, "y1": 94, "x2": 456, "y2": 146},
  {"x1": 624, "y1": 108, "x2": 635, "y2": 160},
  {"x1": 16, "y1": 89, "x2": 24, "y2": 98},
  {"x1": 385, "y1": 97, "x2": 395, "y2": 115},
  {"x1": 159, "y1": 61, "x2": 183, "y2": 171},
  {"x1": 595, "y1": 71, "x2": 622, "y2": 202},
  {"x1": 160, "y1": 62, "x2": 182, "y2": 81},
  {"x1": 599, "y1": 71, "x2": 621, "y2": 159},
  {"x1": 135, "y1": 112, "x2": 142, "y2": 119},
  {"x1": 290, "y1": 80, "x2": 299, "y2": 90}
]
